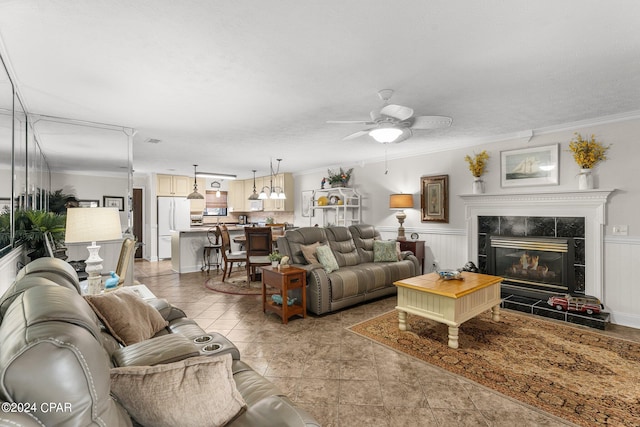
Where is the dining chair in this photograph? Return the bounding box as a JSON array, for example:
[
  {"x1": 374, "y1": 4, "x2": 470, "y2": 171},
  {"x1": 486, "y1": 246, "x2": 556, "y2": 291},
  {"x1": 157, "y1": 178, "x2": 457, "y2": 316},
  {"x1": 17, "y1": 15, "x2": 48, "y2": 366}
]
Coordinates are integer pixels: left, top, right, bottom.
[
  {"x1": 220, "y1": 225, "x2": 246, "y2": 281},
  {"x1": 114, "y1": 237, "x2": 136, "y2": 287},
  {"x1": 44, "y1": 231, "x2": 68, "y2": 260},
  {"x1": 202, "y1": 227, "x2": 222, "y2": 273},
  {"x1": 244, "y1": 226, "x2": 273, "y2": 283}
]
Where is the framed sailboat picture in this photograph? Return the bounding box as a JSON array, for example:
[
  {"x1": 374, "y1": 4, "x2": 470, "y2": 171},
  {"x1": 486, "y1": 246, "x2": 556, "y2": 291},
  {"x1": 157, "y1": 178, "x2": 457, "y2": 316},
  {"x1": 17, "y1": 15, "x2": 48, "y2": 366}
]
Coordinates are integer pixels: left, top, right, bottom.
[{"x1": 501, "y1": 144, "x2": 559, "y2": 187}]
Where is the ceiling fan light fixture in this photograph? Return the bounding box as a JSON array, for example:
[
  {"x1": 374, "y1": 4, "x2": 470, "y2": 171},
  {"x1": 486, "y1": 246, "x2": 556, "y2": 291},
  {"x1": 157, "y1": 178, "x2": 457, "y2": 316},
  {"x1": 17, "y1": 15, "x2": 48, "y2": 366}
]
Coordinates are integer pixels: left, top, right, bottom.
[{"x1": 369, "y1": 127, "x2": 403, "y2": 143}]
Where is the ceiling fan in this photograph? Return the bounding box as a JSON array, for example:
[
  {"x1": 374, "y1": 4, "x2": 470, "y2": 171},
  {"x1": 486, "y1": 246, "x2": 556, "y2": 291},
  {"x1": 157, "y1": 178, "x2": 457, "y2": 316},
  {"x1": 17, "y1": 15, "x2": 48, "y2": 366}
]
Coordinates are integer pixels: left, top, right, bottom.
[{"x1": 327, "y1": 89, "x2": 452, "y2": 143}]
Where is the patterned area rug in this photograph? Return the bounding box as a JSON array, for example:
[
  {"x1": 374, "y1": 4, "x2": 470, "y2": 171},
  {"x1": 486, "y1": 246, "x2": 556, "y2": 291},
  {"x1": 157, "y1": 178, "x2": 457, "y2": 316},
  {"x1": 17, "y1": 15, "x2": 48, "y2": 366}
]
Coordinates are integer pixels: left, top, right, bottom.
[
  {"x1": 349, "y1": 310, "x2": 640, "y2": 427},
  {"x1": 203, "y1": 275, "x2": 277, "y2": 295}
]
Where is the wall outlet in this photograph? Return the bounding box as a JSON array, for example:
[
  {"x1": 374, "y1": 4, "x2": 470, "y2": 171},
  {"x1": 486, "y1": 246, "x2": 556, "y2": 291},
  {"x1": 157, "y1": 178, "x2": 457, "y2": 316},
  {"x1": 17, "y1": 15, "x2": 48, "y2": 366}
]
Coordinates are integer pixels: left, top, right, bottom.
[{"x1": 612, "y1": 225, "x2": 628, "y2": 236}]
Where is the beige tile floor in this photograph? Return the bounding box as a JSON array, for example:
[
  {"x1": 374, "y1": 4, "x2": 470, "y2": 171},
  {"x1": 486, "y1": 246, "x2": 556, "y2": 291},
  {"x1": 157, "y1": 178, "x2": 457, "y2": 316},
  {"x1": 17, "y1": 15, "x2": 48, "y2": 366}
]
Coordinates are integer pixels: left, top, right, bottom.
[{"x1": 135, "y1": 260, "x2": 640, "y2": 427}]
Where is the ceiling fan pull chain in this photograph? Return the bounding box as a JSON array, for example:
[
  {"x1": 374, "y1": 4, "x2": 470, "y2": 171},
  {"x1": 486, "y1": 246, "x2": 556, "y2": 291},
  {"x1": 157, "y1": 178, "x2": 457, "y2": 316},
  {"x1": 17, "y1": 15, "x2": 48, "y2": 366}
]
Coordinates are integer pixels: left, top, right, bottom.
[{"x1": 384, "y1": 147, "x2": 389, "y2": 175}]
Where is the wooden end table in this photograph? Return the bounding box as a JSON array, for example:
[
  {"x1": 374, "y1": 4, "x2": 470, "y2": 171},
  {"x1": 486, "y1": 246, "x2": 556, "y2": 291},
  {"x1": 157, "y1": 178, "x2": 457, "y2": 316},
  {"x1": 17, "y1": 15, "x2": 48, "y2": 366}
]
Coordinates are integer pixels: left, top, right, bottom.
[
  {"x1": 262, "y1": 266, "x2": 307, "y2": 324},
  {"x1": 394, "y1": 272, "x2": 502, "y2": 349},
  {"x1": 397, "y1": 239, "x2": 425, "y2": 273}
]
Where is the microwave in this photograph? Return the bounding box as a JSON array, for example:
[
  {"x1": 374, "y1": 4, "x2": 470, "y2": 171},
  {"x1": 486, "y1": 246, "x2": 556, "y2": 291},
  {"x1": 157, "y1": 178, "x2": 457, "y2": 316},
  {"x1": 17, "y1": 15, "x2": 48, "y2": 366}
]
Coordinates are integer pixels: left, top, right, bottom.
[{"x1": 249, "y1": 200, "x2": 263, "y2": 211}]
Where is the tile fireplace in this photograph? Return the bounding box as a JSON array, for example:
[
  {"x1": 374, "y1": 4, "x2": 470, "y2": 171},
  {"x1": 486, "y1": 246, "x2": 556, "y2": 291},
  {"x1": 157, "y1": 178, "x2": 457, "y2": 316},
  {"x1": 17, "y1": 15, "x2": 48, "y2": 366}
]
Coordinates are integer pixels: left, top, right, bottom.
[{"x1": 460, "y1": 190, "x2": 614, "y2": 329}]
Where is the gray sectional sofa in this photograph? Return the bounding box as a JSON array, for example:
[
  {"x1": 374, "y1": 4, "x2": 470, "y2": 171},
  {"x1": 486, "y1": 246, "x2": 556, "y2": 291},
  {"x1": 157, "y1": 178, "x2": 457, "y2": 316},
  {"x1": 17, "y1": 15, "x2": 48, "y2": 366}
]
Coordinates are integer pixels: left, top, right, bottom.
[
  {"x1": 0, "y1": 257, "x2": 319, "y2": 427},
  {"x1": 277, "y1": 224, "x2": 420, "y2": 315}
]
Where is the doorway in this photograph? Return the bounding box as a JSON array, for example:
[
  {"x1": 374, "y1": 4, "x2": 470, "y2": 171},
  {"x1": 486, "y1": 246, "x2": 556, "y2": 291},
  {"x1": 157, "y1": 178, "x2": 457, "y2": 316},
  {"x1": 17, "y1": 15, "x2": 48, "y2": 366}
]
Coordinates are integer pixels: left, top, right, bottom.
[{"x1": 133, "y1": 188, "x2": 143, "y2": 258}]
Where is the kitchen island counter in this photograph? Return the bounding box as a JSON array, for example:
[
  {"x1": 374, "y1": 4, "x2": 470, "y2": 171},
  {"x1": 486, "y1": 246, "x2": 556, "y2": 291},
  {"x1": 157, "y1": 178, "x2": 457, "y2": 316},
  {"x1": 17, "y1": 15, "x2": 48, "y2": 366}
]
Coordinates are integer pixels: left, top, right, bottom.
[{"x1": 171, "y1": 226, "x2": 246, "y2": 273}]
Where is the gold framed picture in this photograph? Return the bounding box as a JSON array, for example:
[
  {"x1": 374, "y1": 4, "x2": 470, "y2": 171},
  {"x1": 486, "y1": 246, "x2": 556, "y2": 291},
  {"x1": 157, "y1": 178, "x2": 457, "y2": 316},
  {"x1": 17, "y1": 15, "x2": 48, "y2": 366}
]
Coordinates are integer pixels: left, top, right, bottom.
[{"x1": 420, "y1": 174, "x2": 448, "y2": 223}]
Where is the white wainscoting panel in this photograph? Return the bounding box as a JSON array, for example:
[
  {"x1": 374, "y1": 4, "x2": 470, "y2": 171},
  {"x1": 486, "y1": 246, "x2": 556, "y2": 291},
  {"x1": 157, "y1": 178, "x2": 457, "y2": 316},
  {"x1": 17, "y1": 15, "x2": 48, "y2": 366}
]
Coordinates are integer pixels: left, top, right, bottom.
[
  {"x1": 379, "y1": 227, "x2": 467, "y2": 272},
  {"x1": 604, "y1": 236, "x2": 640, "y2": 328}
]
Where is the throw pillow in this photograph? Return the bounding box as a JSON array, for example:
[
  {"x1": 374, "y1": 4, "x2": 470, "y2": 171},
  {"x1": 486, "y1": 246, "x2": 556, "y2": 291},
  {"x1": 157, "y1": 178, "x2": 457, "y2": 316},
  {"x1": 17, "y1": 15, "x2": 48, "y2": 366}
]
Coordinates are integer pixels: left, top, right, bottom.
[
  {"x1": 316, "y1": 245, "x2": 339, "y2": 273},
  {"x1": 300, "y1": 241, "x2": 322, "y2": 264},
  {"x1": 110, "y1": 354, "x2": 246, "y2": 427},
  {"x1": 84, "y1": 287, "x2": 168, "y2": 346},
  {"x1": 374, "y1": 240, "x2": 399, "y2": 262}
]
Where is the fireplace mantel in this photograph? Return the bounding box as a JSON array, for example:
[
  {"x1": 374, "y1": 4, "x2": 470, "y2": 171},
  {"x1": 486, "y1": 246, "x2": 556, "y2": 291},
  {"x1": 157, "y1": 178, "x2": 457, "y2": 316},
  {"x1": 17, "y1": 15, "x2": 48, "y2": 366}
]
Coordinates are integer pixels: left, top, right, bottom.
[{"x1": 459, "y1": 189, "x2": 615, "y2": 299}]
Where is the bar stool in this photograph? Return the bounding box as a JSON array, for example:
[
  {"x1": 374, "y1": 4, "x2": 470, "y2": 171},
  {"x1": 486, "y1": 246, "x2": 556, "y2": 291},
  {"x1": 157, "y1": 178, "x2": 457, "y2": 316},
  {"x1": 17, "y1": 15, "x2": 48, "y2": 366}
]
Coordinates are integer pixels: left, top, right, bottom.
[{"x1": 202, "y1": 227, "x2": 222, "y2": 273}]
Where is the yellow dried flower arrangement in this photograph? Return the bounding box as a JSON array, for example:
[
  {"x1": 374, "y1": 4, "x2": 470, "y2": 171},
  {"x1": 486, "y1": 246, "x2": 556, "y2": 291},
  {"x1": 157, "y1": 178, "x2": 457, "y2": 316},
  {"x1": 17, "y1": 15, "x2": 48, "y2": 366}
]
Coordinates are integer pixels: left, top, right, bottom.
[
  {"x1": 464, "y1": 150, "x2": 490, "y2": 178},
  {"x1": 568, "y1": 132, "x2": 610, "y2": 169}
]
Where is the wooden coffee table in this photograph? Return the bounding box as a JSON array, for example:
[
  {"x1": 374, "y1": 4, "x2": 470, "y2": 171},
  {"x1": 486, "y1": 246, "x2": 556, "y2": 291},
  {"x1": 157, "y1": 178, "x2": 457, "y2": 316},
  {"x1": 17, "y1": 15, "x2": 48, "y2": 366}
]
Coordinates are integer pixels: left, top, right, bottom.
[{"x1": 394, "y1": 272, "x2": 503, "y2": 349}]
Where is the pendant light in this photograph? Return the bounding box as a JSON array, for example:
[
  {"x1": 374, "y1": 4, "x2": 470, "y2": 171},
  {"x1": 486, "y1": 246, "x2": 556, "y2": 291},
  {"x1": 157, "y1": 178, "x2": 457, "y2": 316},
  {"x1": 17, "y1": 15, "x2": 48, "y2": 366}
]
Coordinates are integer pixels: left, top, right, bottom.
[
  {"x1": 257, "y1": 159, "x2": 286, "y2": 200},
  {"x1": 248, "y1": 170, "x2": 259, "y2": 200},
  {"x1": 186, "y1": 164, "x2": 204, "y2": 200}
]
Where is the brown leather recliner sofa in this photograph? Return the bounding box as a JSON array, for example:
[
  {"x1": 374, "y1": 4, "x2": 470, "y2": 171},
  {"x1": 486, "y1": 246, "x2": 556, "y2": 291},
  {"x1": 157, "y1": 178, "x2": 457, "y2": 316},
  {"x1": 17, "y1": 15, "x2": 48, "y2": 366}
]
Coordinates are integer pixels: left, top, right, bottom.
[
  {"x1": 0, "y1": 257, "x2": 319, "y2": 427},
  {"x1": 276, "y1": 224, "x2": 420, "y2": 315}
]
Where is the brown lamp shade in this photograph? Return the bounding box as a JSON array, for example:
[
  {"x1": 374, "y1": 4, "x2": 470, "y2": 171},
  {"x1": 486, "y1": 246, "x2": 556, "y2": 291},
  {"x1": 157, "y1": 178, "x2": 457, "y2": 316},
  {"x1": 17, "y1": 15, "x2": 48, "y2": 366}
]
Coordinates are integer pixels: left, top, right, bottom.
[{"x1": 389, "y1": 193, "x2": 414, "y2": 210}]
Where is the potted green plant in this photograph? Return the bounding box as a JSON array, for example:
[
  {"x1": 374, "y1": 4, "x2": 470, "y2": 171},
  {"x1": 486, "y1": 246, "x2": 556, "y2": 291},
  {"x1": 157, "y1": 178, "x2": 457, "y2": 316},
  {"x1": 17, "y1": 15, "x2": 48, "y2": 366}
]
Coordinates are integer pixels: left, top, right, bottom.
[
  {"x1": 268, "y1": 251, "x2": 283, "y2": 267},
  {"x1": 14, "y1": 209, "x2": 66, "y2": 260},
  {"x1": 326, "y1": 167, "x2": 353, "y2": 188}
]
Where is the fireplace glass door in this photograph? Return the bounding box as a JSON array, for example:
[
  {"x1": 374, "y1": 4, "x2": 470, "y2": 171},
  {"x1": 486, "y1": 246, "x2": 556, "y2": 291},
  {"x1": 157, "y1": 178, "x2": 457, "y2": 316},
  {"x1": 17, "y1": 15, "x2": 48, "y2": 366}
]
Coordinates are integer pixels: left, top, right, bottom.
[{"x1": 489, "y1": 236, "x2": 575, "y2": 294}]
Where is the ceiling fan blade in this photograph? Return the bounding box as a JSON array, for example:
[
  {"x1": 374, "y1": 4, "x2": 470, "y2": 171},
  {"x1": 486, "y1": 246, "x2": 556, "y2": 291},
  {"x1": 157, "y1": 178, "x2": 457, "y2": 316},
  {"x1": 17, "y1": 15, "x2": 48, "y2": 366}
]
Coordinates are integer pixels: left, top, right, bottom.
[
  {"x1": 392, "y1": 128, "x2": 413, "y2": 144},
  {"x1": 380, "y1": 104, "x2": 414, "y2": 121},
  {"x1": 343, "y1": 130, "x2": 371, "y2": 140},
  {"x1": 369, "y1": 109, "x2": 381, "y2": 122},
  {"x1": 327, "y1": 120, "x2": 374, "y2": 124},
  {"x1": 410, "y1": 115, "x2": 453, "y2": 129}
]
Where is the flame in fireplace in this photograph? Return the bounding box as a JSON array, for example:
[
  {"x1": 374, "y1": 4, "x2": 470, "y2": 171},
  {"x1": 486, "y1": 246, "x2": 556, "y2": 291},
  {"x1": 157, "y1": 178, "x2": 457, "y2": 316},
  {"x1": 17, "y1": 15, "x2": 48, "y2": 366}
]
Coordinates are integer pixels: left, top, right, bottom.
[{"x1": 513, "y1": 253, "x2": 546, "y2": 276}]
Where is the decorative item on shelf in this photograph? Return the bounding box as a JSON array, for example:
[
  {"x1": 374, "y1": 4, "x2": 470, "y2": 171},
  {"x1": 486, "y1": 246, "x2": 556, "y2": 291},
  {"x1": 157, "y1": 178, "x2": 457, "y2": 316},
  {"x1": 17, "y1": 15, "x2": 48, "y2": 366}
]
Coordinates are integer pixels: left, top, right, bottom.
[
  {"x1": 328, "y1": 195, "x2": 341, "y2": 205},
  {"x1": 258, "y1": 158, "x2": 287, "y2": 200},
  {"x1": 268, "y1": 251, "x2": 283, "y2": 267},
  {"x1": 320, "y1": 177, "x2": 327, "y2": 189},
  {"x1": 186, "y1": 164, "x2": 205, "y2": 200},
  {"x1": 317, "y1": 196, "x2": 329, "y2": 206},
  {"x1": 327, "y1": 167, "x2": 353, "y2": 187},
  {"x1": 65, "y1": 207, "x2": 122, "y2": 295},
  {"x1": 568, "y1": 132, "x2": 610, "y2": 190},
  {"x1": 464, "y1": 150, "x2": 489, "y2": 194},
  {"x1": 389, "y1": 193, "x2": 414, "y2": 240}
]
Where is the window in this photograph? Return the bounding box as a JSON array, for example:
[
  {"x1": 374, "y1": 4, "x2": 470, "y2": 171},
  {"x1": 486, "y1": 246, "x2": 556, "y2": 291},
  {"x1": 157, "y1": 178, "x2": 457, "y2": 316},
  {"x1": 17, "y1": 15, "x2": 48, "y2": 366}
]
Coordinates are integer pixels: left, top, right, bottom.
[{"x1": 204, "y1": 191, "x2": 227, "y2": 216}]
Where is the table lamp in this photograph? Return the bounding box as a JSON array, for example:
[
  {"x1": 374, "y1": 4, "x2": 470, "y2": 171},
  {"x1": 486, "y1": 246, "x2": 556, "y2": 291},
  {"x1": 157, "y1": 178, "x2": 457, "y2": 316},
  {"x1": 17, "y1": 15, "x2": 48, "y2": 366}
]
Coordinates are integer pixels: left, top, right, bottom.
[
  {"x1": 65, "y1": 207, "x2": 122, "y2": 294},
  {"x1": 389, "y1": 193, "x2": 414, "y2": 240}
]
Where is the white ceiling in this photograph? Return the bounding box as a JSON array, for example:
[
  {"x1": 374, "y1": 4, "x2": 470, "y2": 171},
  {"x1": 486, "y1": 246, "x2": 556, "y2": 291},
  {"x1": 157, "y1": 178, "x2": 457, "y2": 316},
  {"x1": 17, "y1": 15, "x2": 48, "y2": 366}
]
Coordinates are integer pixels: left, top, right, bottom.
[{"x1": 1, "y1": 0, "x2": 639, "y2": 179}]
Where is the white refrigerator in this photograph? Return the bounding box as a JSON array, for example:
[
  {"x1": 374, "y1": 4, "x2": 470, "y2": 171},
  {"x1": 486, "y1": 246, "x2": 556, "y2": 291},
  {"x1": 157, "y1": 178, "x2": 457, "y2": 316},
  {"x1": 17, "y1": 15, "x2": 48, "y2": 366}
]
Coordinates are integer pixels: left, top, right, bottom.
[{"x1": 158, "y1": 197, "x2": 191, "y2": 259}]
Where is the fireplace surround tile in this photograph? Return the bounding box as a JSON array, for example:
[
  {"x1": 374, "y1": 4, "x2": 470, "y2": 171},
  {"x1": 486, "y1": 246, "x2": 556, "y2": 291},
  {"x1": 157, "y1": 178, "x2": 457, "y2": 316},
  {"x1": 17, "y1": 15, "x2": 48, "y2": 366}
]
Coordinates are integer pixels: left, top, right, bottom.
[
  {"x1": 499, "y1": 216, "x2": 526, "y2": 236},
  {"x1": 526, "y1": 217, "x2": 556, "y2": 237},
  {"x1": 557, "y1": 217, "x2": 585, "y2": 237}
]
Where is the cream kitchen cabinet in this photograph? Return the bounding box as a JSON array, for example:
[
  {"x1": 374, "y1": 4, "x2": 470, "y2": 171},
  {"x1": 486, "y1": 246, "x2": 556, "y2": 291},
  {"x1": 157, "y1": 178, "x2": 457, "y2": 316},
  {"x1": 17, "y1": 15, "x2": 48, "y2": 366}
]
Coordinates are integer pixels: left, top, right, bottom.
[
  {"x1": 157, "y1": 174, "x2": 192, "y2": 196},
  {"x1": 228, "y1": 179, "x2": 249, "y2": 212}
]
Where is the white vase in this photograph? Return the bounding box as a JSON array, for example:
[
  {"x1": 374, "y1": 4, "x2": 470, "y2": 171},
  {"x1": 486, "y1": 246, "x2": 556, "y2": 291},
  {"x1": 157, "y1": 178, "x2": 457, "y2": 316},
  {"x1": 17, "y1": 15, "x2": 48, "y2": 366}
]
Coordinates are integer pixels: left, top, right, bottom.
[
  {"x1": 271, "y1": 261, "x2": 279, "y2": 268},
  {"x1": 472, "y1": 177, "x2": 485, "y2": 194},
  {"x1": 578, "y1": 168, "x2": 593, "y2": 190}
]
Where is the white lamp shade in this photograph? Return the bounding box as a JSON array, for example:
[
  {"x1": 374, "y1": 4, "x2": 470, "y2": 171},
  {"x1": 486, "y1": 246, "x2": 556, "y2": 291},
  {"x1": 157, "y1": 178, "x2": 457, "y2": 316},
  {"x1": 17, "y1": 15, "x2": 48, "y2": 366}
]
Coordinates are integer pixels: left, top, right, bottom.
[{"x1": 65, "y1": 207, "x2": 122, "y2": 243}]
